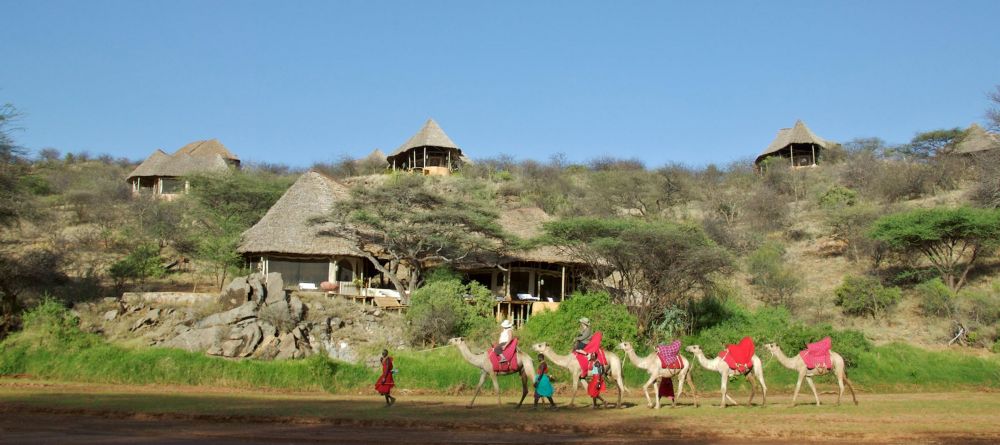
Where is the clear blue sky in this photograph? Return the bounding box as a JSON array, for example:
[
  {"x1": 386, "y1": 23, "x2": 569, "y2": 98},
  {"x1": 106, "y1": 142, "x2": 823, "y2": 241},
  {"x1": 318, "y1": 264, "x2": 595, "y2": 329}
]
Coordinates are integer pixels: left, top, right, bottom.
[{"x1": 2, "y1": 1, "x2": 998, "y2": 168}]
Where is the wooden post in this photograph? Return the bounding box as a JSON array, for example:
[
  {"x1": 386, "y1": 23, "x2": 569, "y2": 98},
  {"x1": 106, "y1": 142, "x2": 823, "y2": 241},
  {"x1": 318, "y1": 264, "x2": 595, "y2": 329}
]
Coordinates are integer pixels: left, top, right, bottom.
[
  {"x1": 506, "y1": 268, "x2": 511, "y2": 300},
  {"x1": 423, "y1": 146, "x2": 427, "y2": 171},
  {"x1": 812, "y1": 144, "x2": 817, "y2": 166},
  {"x1": 790, "y1": 147, "x2": 794, "y2": 167},
  {"x1": 560, "y1": 266, "x2": 566, "y2": 300}
]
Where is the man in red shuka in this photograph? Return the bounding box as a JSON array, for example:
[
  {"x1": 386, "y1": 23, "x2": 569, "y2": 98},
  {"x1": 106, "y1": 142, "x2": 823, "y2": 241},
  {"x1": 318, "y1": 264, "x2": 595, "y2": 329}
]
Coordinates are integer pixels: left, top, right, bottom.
[{"x1": 375, "y1": 349, "x2": 396, "y2": 406}]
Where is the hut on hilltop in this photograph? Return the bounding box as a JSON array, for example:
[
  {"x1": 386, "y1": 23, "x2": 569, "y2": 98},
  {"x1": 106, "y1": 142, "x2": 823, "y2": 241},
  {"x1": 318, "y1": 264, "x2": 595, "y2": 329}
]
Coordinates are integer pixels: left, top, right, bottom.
[
  {"x1": 951, "y1": 123, "x2": 1000, "y2": 155},
  {"x1": 754, "y1": 120, "x2": 834, "y2": 168},
  {"x1": 386, "y1": 119, "x2": 468, "y2": 175},
  {"x1": 127, "y1": 139, "x2": 241, "y2": 198}
]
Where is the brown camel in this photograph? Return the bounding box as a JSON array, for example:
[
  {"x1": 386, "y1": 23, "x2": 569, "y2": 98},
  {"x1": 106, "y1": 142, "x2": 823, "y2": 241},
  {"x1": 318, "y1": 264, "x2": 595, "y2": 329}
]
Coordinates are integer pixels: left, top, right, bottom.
[
  {"x1": 617, "y1": 342, "x2": 698, "y2": 409},
  {"x1": 531, "y1": 342, "x2": 628, "y2": 408},
  {"x1": 448, "y1": 337, "x2": 536, "y2": 408},
  {"x1": 685, "y1": 344, "x2": 767, "y2": 408},
  {"x1": 762, "y1": 343, "x2": 858, "y2": 407}
]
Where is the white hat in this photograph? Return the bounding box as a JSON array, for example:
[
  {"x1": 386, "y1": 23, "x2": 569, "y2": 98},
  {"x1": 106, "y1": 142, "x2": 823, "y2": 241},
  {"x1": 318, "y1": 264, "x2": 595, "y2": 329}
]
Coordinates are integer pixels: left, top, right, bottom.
[
  {"x1": 501, "y1": 319, "x2": 513, "y2": 329},
  {"x1": 579, "y1": 317, "x2": 590, "y2": 325}
]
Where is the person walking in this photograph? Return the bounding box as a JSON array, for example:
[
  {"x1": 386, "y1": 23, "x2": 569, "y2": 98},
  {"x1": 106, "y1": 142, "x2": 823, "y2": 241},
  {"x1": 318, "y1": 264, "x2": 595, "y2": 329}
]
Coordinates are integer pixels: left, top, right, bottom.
[
  {"x1": 375, "y1": 349, "x2": 396, "y2": 406},
  {"x1": 533, "y1": 352, "x2": 556, "y2": 409}
]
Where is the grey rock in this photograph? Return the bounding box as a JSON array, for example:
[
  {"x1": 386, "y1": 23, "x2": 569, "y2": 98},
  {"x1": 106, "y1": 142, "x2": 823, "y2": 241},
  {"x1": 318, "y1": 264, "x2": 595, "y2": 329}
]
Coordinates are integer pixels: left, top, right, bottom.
[
  {"x1": 253, "y1": 335, "x2": 279, "y2": 359},
  {"x1": 195, "y1": 301, "x2": 257, "y2": 328},
  {"x1": 223, "y1": 277, "x2": 251, "y2": 302},
  {"x1": 274, "y1": 333, "x2": 298, "y2": 360},
  {"x1": 103, "y1": 310, "x2": 119, "y2": 321},
  {"x1": 264, "y1": 272, "x2": 285, "y2": 305},
  {"x1": 373, "y1": 309, "x2": 382, "y2": 317},
  {"x1": 248, "y1": 273, "x2": 266, "y2": 304},
  {"x1": 288, "y1": 296, "x2": 305, "y2": 322},
  {"x1": 164, "y1": 326, "x2": 228, "y2": 352},
  {"x1": 328, "y1": 317, "x2": 343, "y2": 330}
]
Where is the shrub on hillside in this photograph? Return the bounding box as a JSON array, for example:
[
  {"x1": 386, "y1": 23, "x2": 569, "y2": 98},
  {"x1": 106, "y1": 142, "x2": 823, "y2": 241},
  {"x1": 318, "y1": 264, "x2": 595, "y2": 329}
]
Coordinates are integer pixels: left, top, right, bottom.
[
  {"x1": 744, "y1": 185, "x2": 790, "y2": 231},
  {"x1": 746, "y1": 241, "x2": 802, "y2": 309},
  {"x1": 818, "y1": 185, "x2": 858, "y2": 209},
  {"x1": 834, "y1": 275, "x2": 901, "y2": 319},
  {"x1": 915, "y1": 278, "x2": 956, "y2": 318},
  {"x1": 963, "y1": 286, "x2": 1000, "y2": 327},
  {"x1": 519, "y1": 291, "x2": 638, "y2": 350},
  {"x1": 405, "y1": 270, "x2": 494, "y2": 347},
  {"x1": 824, "y1": 202, "x2": 888, "y2": 263}
]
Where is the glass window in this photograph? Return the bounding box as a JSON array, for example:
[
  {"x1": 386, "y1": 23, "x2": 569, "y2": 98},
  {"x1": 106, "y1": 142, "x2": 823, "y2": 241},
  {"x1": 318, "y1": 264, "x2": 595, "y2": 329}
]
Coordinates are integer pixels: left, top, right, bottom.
[
  {"x1": 336, "y1": 260, "x2": 354, "y2": 282},
  {"x1": 160, "y1": 178, "x2": 185, "y2": 194},
  {"x1": 537, "y1": 273, "x2": 562, "y2": 301},
  {"x1": 268, "y1": 259, "x2": 329, "y2": 287},
  {"x1": 510, "y1": 271, "x2": 531, "y2": 297}
]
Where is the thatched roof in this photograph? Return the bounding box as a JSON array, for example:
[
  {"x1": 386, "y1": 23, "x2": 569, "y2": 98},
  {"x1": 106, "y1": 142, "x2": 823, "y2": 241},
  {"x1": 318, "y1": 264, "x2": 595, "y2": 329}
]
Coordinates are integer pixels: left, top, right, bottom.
[
  {"x1": 755, "y1": 120, "x2": 833, "y2": 164},
  {"x1": 498, "y1": 207, "x2": 583, "y2": 265},
  {"x1": 387, "y1": 119, "x2": 463, "y2": 159},
  {"x1": 237, "y1": 171, "x2": 359, "y2": 257},
  {"x1": 127, "y1": 139, "x2": 238, "y2": 180},
  {"x1": 173, "y1": 139, "x2": 240, "y2": 161},
  {"x1": 952, "y1": 123, "x2": 1000, "y2": 155},
  {"x1": 366, "y1": 148, "x2": 386, "y2": 160}
]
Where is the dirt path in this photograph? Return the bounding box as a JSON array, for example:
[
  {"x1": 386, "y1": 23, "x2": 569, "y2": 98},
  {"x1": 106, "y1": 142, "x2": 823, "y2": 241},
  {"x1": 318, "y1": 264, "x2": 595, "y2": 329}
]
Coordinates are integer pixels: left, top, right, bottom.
[{"x1": 1, "y1": 379, "x2": 999, "y2": 444}]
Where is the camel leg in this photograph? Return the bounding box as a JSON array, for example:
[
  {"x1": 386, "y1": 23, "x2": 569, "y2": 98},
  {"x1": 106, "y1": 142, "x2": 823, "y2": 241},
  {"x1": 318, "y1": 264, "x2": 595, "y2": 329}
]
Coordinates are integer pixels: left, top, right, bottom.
[
  {"x1": 569, "y1": 371, "x2": 580, "y2": 407},
  {"x1": 670, "y1": 375, "x2": 680, "y2": 408},
  {"x1": 843, "y1": 374, "x2": 858, "y2": 406},
  {"x1": 719, "y1": 372, "x2": 729, "y2": 408},
  {"x1": 469, "y1": 371, "x2": 488, "y2": 407},
  {"x1": 490, "y1": 373, "x2": 501, "y2": 406},
  {"x1": 615, "y1": 371, "x2": 625, "y2": 409},
  {"x1": 515, "y1": 371, "x2": 528, "y2": 409},
  {"x1": 746, "y1": 373, "x2": 756, "y2": 406},
  {"x1": 791, "y1": 370, "x2": 805, "y2": 407},
  {"x1": 806, "y1": 376, "x2": 820, "y2": 406},
  {"x1": 652, "y1": 379, "x2": 661, "y2": 409},
  {"x1": 684, "y1": 369, "x2": 698, "y2": 408},
  {"x1": 642, "y1": 375, "x2": 656, "y2": 408},
  {"x1": 755, "y1": 365, "x2": 767, "y2": 406}
]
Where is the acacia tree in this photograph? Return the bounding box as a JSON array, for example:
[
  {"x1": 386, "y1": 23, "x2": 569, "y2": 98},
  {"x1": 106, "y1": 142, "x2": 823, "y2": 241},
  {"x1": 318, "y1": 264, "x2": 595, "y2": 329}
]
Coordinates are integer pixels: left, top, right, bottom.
[
  {"x1": 896, "y1": 128, "x2": 966, "y2": 159},
  {"x1": 869, "y1": 207, "x2": 1000, "y2": 292},
  {"x1": 541, "y1": 217, "x2": 731, "y2": 334},
  {"x1": 0, "y1": 104, "x2": 27, "y2": 228},
  {"x1": 319, "y1": 175, "x2": 509, "y2": 300}
]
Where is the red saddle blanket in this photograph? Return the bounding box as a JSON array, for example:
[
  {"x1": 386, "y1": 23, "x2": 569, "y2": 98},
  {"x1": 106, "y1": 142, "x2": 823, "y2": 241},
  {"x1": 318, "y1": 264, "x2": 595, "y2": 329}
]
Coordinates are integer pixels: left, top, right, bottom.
[
  {"x1": 656, "y1": 340, "x2": 683, "y2": 369},
  {"x1": 799, "y1": 336, "x2": 832, "y2": 370},
  {"x1": 573, "y1": 331, "x2": 608, "y2": 376},
  {"x1": 488, "y1": 338, "x2": 519, "y2": 373},
  {"x1": 718, "y1": 336, "x2": 755, "y2": 374}
]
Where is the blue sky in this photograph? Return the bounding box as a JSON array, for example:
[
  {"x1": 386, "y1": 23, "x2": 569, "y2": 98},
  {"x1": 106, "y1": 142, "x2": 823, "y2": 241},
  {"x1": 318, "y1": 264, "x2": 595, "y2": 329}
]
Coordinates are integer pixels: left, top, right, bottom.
[{"x1": 1, "y1": 1, "x2": 998, "y2": 168}]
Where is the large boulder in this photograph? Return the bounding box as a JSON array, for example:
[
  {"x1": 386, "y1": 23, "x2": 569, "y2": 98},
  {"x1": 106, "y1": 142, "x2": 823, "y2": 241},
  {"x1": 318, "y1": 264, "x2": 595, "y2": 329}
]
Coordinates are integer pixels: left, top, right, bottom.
[
  {"x1": 248, "y1": 273, "x2": 266, "y2": 305},
  {"x1": 195, "y1": 301, "x2": 258, "y2": 328},
  {"x1": 223, "y1": 277, "x2": 251, "y2": 302},
  {"x1": 264, "y1": 272, "x2": 285, "y2": 305},
  {"x1": 163, "y1": 326, "x2": 227, "y2": 352}
]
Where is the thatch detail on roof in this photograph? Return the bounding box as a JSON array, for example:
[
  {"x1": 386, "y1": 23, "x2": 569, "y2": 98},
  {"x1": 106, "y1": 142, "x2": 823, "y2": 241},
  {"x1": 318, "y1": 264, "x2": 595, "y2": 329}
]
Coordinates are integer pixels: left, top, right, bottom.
[
  {"x1": 387, "y1": 119, "x2": 463, "y2": 159},
  {"x1": 952, "y1": 123, "x2": 1000, "y2": 155},
  {"x1": 497, "y1": 206, "x2": 582, "y2": 265},
  {"x1": 127, "y1": 139, "x2": 239, "y2": 180},
  {"x1": 237, "y1": 171, "x2": 359, "y2": 257},
  {"x1": 754, "y1": 120, "x2": 833, "y2": 165}
]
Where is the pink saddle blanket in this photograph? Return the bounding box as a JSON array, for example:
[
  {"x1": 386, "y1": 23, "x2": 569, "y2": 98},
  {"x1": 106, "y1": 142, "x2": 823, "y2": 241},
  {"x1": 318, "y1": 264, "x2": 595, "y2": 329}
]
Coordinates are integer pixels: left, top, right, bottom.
[
  {"x1": 656, "y1": 340, "x2": 683, "y2": 369},
  {"x1": 718, "y1": 336, "x2": 755, "y2": 374},
  {"x1": 799, "y1": 336, "x2": 832, "y2": 370},
  {"x1": 573, "y1": 331, "x2": 608, "y2": 376},
  {"x1": 488, "y1": 338, "x2": 519, "y2": 373}
]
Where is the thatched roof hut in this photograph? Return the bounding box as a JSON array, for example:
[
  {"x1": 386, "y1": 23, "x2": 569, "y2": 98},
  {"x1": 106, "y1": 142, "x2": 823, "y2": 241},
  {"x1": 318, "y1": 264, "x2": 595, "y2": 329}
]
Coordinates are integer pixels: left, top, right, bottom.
[
  {"x1": 237, "y1": 171, "x2": 357, "y2": 257},
  {"x1": 126, "y1": 139, "x2": 241, "y2": 196},
  {"x1": 754, "y1": 120, "x2": 833, "y2": 167},
  {"x1": 497, "y1": 206, "x2": 581, "y2": 265},
  {"x1": 952, "y1": 123, "x2": 1000, "y2": 155},
  {"x1": 386, "y1": 119, "x2": 467, "y2": 175}
]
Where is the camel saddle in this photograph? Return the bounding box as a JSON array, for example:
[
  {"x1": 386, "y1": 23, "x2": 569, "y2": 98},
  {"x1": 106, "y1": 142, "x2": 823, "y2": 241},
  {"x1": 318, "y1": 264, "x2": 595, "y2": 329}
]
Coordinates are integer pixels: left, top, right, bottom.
[
  {"x1": 573, "y1": 331, "x2": 608, "y2": 377},
  {"x1": 488, "y1": 338, "x2": 519, "y2": 373},
  {"x1": 718, "y1": 336, "x2": 755, "y2": 374},
  {"x1": 799, "y1": 336, "x2": 832, "y2": 371},
  {"x1": 656, "y1": 340, "x2": 683, "y2": 369}
]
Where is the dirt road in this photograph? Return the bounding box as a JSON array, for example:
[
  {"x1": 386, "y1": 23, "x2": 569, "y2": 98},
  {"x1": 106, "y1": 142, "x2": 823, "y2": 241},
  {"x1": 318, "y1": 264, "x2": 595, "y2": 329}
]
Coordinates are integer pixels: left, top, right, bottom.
[{"x1": 1, "y1": 379, "x2": 998, "y2": 444}]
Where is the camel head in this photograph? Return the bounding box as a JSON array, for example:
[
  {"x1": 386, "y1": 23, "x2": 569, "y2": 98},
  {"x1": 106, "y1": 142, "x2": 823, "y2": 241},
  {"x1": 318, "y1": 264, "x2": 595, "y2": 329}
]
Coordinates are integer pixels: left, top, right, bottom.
[
  {"x1": 685, "y1": 345, "x2": 703, "y2": 355},
  {"x1": 531, "y1": 342, "x2": 548, "y2": 353},
  {"x1": 618, "y1": 341, "x2": 633, "y2": 352},
  {"x1": 447, "y1": 337, "x2": 464, "y2": 346},
  {"x1": 762, "y1": 342, "x2": 778, "y2": 353}
]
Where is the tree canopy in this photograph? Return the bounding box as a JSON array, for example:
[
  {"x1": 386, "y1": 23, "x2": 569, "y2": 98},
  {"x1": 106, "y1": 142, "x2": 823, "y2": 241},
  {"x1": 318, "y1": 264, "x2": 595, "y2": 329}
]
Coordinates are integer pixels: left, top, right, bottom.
[{"x1": 869, "y1": 207, "x2": 1000, "y2": 292}]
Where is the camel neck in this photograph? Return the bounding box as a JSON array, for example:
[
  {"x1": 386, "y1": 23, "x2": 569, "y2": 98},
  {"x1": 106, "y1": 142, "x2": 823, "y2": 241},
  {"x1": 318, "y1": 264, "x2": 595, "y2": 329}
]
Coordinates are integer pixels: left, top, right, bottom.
[
  {"x1": 625, "y1": 348, "x2": 654, "y2": 368},
  {"x1": 542, "y1": 346, "x2": 574, "y2": 365},
  {"x1": 769, "y1": 346, "x2": 799, "y2": 369},
  {"x1": 454, "y1": 341, "x2": 482, "y2": 366},
  {"x1": 693, "y1": 350, "x2": 719, "y2": 370}
]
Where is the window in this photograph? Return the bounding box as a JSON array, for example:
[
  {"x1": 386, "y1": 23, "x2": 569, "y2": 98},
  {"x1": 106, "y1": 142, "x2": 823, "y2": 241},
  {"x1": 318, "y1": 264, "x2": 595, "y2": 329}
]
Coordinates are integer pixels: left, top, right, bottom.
[
  {"x1": 510, "y1": 271, "x2": 531, "y2": 297},
  {"x1": 468, "y1": 273, "x2": 493, "y2": 290},
  {"x1": 160, "y1": 178, "x2": 185, "y2": 194},
  {"x1": 537, "y1": 273, "x2": 561, "y2": 301},
  {"x1": 267, "y1": 259, "x2": 329, "y2": 287},
  {"x1": 336, "y1": 260, "x2": 354, "y2": 282}
]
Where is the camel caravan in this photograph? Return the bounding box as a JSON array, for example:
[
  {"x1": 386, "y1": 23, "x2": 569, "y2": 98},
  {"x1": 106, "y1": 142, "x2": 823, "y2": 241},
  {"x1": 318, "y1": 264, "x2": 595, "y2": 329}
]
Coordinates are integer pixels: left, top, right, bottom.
[{"x1": 434, "y1": 317, "x2": 858, "y2": 410}]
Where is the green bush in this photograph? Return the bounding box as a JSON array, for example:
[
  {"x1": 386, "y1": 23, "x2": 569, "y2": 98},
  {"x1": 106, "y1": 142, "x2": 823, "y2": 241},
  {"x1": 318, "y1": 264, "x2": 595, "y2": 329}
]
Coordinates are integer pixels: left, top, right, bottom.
[
  {"x1": 108, "y1": 244, "x2": 165, "y2": 287},
  {"x1": 519, "y1": 291, "x2": 638, "y2": 351},
  {"x1": 916, "y1": 278, "x2": 956, "y2": 318},
  {"x1": 834, "y1": 275, "x2": 901, "y2": 319},
  {"x1": 405, "y1": 269, "x2": 495, "y2": 347},
  {"x1": 963, "y1": 288, "x2": 1000, "y2": 326},
  {"x1": 819, "y1": 185, "x2": 858, "y2": 209},
  {"x1": 746, "y1": 241, "x2": 802, "y2": 308}
]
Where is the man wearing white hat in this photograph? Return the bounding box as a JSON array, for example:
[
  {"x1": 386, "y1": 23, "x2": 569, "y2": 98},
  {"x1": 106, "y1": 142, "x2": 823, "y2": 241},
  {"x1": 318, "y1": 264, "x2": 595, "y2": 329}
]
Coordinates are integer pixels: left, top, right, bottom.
[
  {"x1": 574, "y1": 317, "x2": 593, "y2": 355},
  {"x1": 495, "y1": 319, "x2": 514, "y2": 362}
]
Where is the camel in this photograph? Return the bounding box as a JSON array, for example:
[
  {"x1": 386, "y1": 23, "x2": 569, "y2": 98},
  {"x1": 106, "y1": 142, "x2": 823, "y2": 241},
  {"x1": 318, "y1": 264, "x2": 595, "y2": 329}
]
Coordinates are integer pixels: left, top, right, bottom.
[
  {"x1": 762, "y1": 343, "x2": 858, "y2": 407},
  {"x1": 531, "y1": 342, "x2": 628, "y2": 408},
  {"x1": 685, "y1": 345, "x2": 767, "y2": 408},
  {"x1": 448, "y1": 337, "x2": 536, "y2": 408},
  {"x1": 617, "y1": 342, "x2": 698, "y2": 409}
]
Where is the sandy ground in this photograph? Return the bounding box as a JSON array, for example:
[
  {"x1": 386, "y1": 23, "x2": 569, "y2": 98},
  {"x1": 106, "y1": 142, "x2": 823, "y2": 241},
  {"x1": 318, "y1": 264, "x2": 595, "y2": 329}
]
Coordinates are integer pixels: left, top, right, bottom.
[{"x1": 1, "y1": 379, "x2": 999, "y2": 444}]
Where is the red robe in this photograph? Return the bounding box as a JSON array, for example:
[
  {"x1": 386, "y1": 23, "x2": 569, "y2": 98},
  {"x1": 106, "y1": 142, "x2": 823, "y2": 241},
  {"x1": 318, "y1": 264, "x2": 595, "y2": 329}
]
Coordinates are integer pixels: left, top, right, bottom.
[
  {"x1": 375, "y1": 356, "x2": 394, "y2": 395},
  {"x1": 587, "y1": 363, "x2": 606, "y2": 397}
]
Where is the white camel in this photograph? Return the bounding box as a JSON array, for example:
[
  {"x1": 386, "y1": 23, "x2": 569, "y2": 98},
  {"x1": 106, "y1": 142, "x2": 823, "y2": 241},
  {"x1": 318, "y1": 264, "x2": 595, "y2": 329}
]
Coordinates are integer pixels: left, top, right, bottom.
[
  {"x1": 448, "y1": 337, "x2": 536, "y2": 408},
  {"x1": 685, "y1": 344, "x2": 767, "y2": 408},
  {"x1": 531, "y1": 342, "x2": 628, "y2": 408},
  {"x1": 762, "y1": 343, "x2": 858, "y2": 407},
  {"x1": 617, "y1": 342, "x2": 698, "y2": 409}
]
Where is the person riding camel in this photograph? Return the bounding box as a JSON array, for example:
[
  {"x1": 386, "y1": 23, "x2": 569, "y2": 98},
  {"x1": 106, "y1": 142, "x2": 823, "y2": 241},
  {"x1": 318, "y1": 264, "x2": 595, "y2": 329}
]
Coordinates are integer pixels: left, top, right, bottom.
[
  {"x1": 573, "y1": 317, "x2": 593, "y2": 355},
  {"x1": 495, "y1": 319, "x2": 514, "y2": 363}
]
